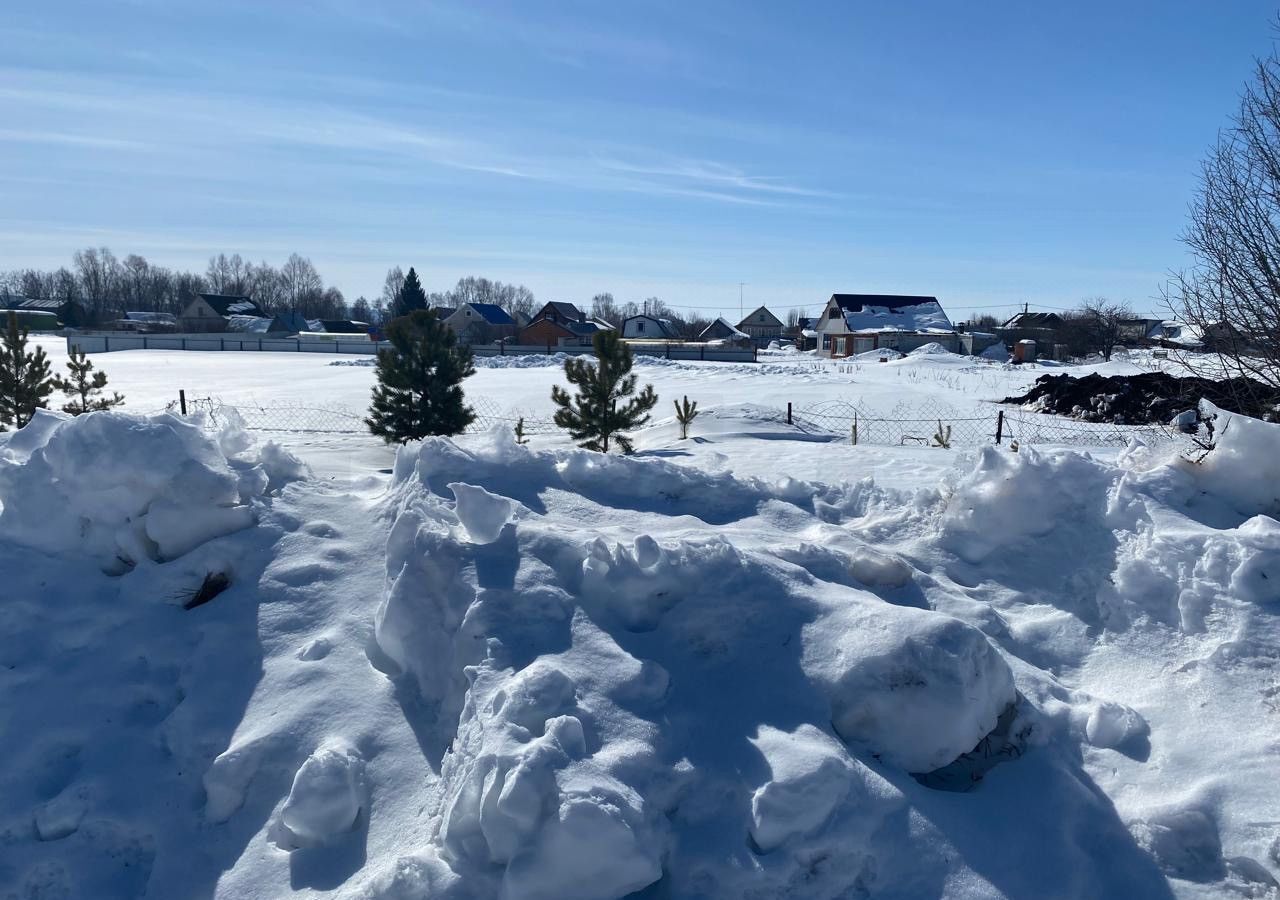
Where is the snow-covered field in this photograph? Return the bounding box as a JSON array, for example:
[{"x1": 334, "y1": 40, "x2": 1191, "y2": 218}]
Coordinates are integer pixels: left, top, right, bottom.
[{"x1": 2, "y1": 338, "x2": 1278, "y2": 899}]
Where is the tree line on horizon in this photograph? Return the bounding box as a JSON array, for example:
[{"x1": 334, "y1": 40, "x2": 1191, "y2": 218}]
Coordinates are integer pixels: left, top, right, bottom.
[{"x1": 0, "y1": 251, "x2": 724, "y2": 337}]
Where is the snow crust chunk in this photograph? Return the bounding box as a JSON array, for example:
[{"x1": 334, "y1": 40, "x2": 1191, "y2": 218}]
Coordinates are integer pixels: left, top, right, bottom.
[
  {"x1": 279, "y1": 743, "x2": 364, "y2": 847},
  {"x1": 749, "y1": 724, "x2": 897, "y2": 852},
  {"x1": 448, "y1": 481, "x2": 514, "y2": 544}
]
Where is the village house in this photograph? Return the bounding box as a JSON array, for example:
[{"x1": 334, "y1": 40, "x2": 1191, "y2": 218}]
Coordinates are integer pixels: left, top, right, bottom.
[
  {"x1": 518, "y1": 301, "x2": 614, "y2": 347},
  {"x1": 442, "y1": 302, "x2": 517, "y2": 344},
  {"x1": 817, "y1": 293, "x2": 956, "y2": 357},
  {"x1": 736, "y1": 306, "x2": 784, "y2": 344},
  {"x1": 621, "y1": 314, "x2": 680, "y2": 340},
  {"x1": 698, "y1": 317, "x2": 752, "y2": 347},
  {"x1": 180, "y1": 293, "x2": 268, "y2": 332}
]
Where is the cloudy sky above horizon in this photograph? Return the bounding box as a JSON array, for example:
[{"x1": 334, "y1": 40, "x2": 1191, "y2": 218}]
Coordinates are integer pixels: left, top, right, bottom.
[{"x1": 1, "y1": 1, "x2": 1274, "y2": 320}]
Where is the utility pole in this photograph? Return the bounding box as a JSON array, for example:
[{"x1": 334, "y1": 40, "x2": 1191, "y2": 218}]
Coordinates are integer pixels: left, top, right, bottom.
[{"x1": 738, "y1": 282, "x2": 747, "y2": 323}]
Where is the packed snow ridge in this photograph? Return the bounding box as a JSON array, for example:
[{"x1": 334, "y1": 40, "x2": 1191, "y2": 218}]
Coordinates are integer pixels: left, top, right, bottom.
[{"x1": 1, "y1": 399, "x2": 1278, "y2": 898}]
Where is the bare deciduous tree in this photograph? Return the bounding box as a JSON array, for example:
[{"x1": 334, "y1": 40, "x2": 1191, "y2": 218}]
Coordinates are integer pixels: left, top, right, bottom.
[
  {"x1": 1077, "y1": 297, "x2": 1133, "y2": 362},
  {"x1": 1165, "y1": 38, "x2": 1280, "y2": 387}
]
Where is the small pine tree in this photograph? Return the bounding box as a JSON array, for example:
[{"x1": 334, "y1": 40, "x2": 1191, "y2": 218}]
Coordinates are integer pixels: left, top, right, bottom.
[
  {"x1": 514, "y1": 417, "x2": 529, "y2": 445},
  {"x1": 52, "y1": 347, "x2": 124, "y2": 415},
  {"x1": 674, "y1": 395, "x2": 698, "y2": 440},
  {"x1": 391, "y1": 267, "x2": 429, "y2": 319},
  {"x1": 366, "y1": 309, "x2": 476, "y2": 443},
  {"x1": 0, "y1": 311, "x2": 54, "y2": 431},
  {"x1": 551, "y1": 331, "x2": 657, "y2": 453}
]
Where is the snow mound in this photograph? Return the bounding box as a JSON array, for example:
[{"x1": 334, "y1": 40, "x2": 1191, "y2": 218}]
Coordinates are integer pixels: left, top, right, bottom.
[
  {"x1": 805, "y1": 601, "x2": 1016, "y2": 772},
  {"x1": 980, "y1": 341, "x2": 1010, "y2": 361},
  {"x1": 907, "y1": 341, "x2": 954, "y2": 356},
  {"x1": 854, "y1": 347, "x2": 903, "y2": 361},
  {"x1": 0, "y1": 411, "x2": 297, "y2": 567}
]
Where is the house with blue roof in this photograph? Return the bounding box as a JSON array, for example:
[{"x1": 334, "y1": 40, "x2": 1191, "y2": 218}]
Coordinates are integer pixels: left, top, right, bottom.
[{"x1": 442, "y1": 302, "x2": 518, "y2": 344}]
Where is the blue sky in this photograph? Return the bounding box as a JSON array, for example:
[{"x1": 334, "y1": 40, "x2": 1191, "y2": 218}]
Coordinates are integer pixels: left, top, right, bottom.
[{"x1": 0, "y1": 1, "x2": 1274, "y2": 320}]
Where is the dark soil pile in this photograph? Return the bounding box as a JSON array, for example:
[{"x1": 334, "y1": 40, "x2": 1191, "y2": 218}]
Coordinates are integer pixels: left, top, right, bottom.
[{"x1": 1000, "y1": 372, "x2": 1280, "y2": 424}]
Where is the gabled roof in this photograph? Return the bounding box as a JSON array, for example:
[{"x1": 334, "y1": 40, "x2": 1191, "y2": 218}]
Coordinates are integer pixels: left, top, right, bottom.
[
  {"x1": 827, "y1": 294, "x2": 953, "y2": 334},
  {"x1": 430, "y1": 306, "x2": 457, "y2": 319},
  {"x1": 270, "y1": 311, "x2": 312, "y2": 333},
  {"x1": 461, "y1": 302, "x2": 515, "y2": 325},
  {"x1": 737, "y1": 305, "x2": 783, "y2": 329},
  {"x1": 699, "y1": 317, "x2": 750, "y2": 341},
  {"x1": 198, "y1": 293, "x2": 265, "y2": 317},
  {"x1": 622, "y1": 314, "x2": 679, "y2": 339},
  {"x1": 539, "y1": 301, "x2": 584, "y2": 322},
  {"x1": 830, "y1": 293, "x2": 939, "y2": 312},
  {"x1": 123, "y1": 311, "x2": 178, "y2": 323},
  {"x1": 1001, "y1": 311, "x2": 1063, "y2": 328}
]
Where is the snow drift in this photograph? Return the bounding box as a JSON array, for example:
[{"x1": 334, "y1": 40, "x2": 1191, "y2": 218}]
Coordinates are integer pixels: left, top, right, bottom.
[{"x1": 0, "y1": 409, "x2": 306, "y2": 568}]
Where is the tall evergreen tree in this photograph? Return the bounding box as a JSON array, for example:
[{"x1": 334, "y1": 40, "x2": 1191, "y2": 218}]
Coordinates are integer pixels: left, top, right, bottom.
[
  {"x1": 366, "y1": 309, "x2": 476, "y2": 443},
  {"x1": 391, "y1": 267, "x2": 429, "y2": 319},
  {"x1": 52, "y1": 347, "x2": 125, "y2": 415},
  {"x1": 551, "y1": 331, "x2": 657, "y2": 453},
  {"x1": 0, "y1": 312, "x2": 54, "y2": 431}
]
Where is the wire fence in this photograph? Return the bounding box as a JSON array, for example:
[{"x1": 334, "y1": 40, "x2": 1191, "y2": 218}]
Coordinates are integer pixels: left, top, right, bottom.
[{"x1": 159, "y1": 395, "x2": 1179, "y2": 449}]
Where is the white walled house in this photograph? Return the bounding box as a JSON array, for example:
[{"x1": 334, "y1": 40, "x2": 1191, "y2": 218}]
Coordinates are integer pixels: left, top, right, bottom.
[
  {"x1": 621, "y1": 314, "x2": 680, "y2": 340},
  {"x1": 817, "y1": 294, "x2": 956, "y2": 357}
]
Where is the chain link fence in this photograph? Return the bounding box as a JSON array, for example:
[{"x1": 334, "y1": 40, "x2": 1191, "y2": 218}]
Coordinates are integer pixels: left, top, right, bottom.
[{"x1": 157, "y1": 395, "x2": 1178, "y2": 449}]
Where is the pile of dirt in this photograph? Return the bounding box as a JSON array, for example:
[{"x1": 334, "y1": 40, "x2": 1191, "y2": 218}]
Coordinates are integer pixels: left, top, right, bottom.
[{"x1": 1000, "y1": 372, "x2": 1280, "y2": 424}]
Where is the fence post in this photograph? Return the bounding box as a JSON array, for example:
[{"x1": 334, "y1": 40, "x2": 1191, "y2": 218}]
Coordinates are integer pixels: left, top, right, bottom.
[
  {"x1": 501, "y1": 340, "x2": 505, "y2": 356},
  {"x1": 665, "y1": 342, "x2": 670, "y2": 359},
  {"x1": 547, "y1": 342, "x2": 552, "y2": 356},
  {"x1": 700, "y1": 344, "x2": 705, "y2": 361},
  {"x1": 852, "y1": 412, "x2": 858, "y2": 445},
  {"x1": 143, "y1": 337, "x2": 149, "y2": 350},
  {"x1": 179, "y1": 390, "x2": 187, "y2": 416},
  {"x1": 297, "y1": 339, "x2": 301, "y2": 352},
  {"x1": 995, "y1": 410, "x2": 1004, "y2": 444},
  {"x1": 220, "y1": 338, "x2": 225, "y2": 350},
  {"x1": 753, "y1": 344, "x2": 758, "y2": 363},
  {"x1": 182, "y1": 337, "x2": 187, "y2": 350}
]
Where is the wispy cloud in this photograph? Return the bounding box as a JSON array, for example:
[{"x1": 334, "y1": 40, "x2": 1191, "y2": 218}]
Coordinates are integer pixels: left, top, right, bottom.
[
  {"x1": 0, "y1": 128, "x2": 150, "y2": 150},
  {"x1": 596, "y1": 157, "x2": 836, "y2": 199}
]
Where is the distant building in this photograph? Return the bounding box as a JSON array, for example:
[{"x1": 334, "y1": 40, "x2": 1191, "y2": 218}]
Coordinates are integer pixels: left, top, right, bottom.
[
  {"x1": 519, "y1": 301, "x2": 614, "y2": 347},
  {"x1": 736, "y1": 306, "x2": 784, "y2": 343},
  {"x1": 442, "y1": 303, "x2": 517, "y2": 343},
  {"x1": 817, "y1": 294, "x2": 956, "y2": 357},
  {"x1": 698, "y1": 317, "x2": 752, "y2": 346},
  {"x1": 1, "y1": 294, "x2": 86, "y2": 327},
  {"x1": 315, "y1": 319, "x2": 371, "y2": 334},
  {"x1": 181, "y1": 293, "x2": 267, "y2": 332},
  {"x1": 621, "y1": 314, "x2": 680, "y2": 340},
  {"x1": 112, "y1": 311, "x2": 179, "y2": 333}
]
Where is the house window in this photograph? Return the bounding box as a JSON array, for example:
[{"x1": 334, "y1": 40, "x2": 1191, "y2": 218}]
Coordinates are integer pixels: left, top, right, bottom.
[
  {"x1": 822, "y1": 334, "x2": 831, "y2": 350},
  {"x1": 637, "y1": 320, "x2": 645, "y2": 333},
  {"x1": 835, "y1": 337, "x2": 847, "y2": 355}
]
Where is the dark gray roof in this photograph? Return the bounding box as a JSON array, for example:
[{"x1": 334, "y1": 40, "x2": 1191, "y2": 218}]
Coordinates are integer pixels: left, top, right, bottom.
[
  {"x1": 543, "y1": 301, "x2": 584, "y2": 322},
  {"x1": 831, "y1": 294, "x2": 939, "y2": 312},
  {"x1": 198, "y1": 293, "x2": 265, "y2": 317},
  {"x1": 317, "y1": 319, "x2": 370, "y2": 333},
  {"x1": 1002, "y1": 311, "x2": 1063, "y2": 328}
]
